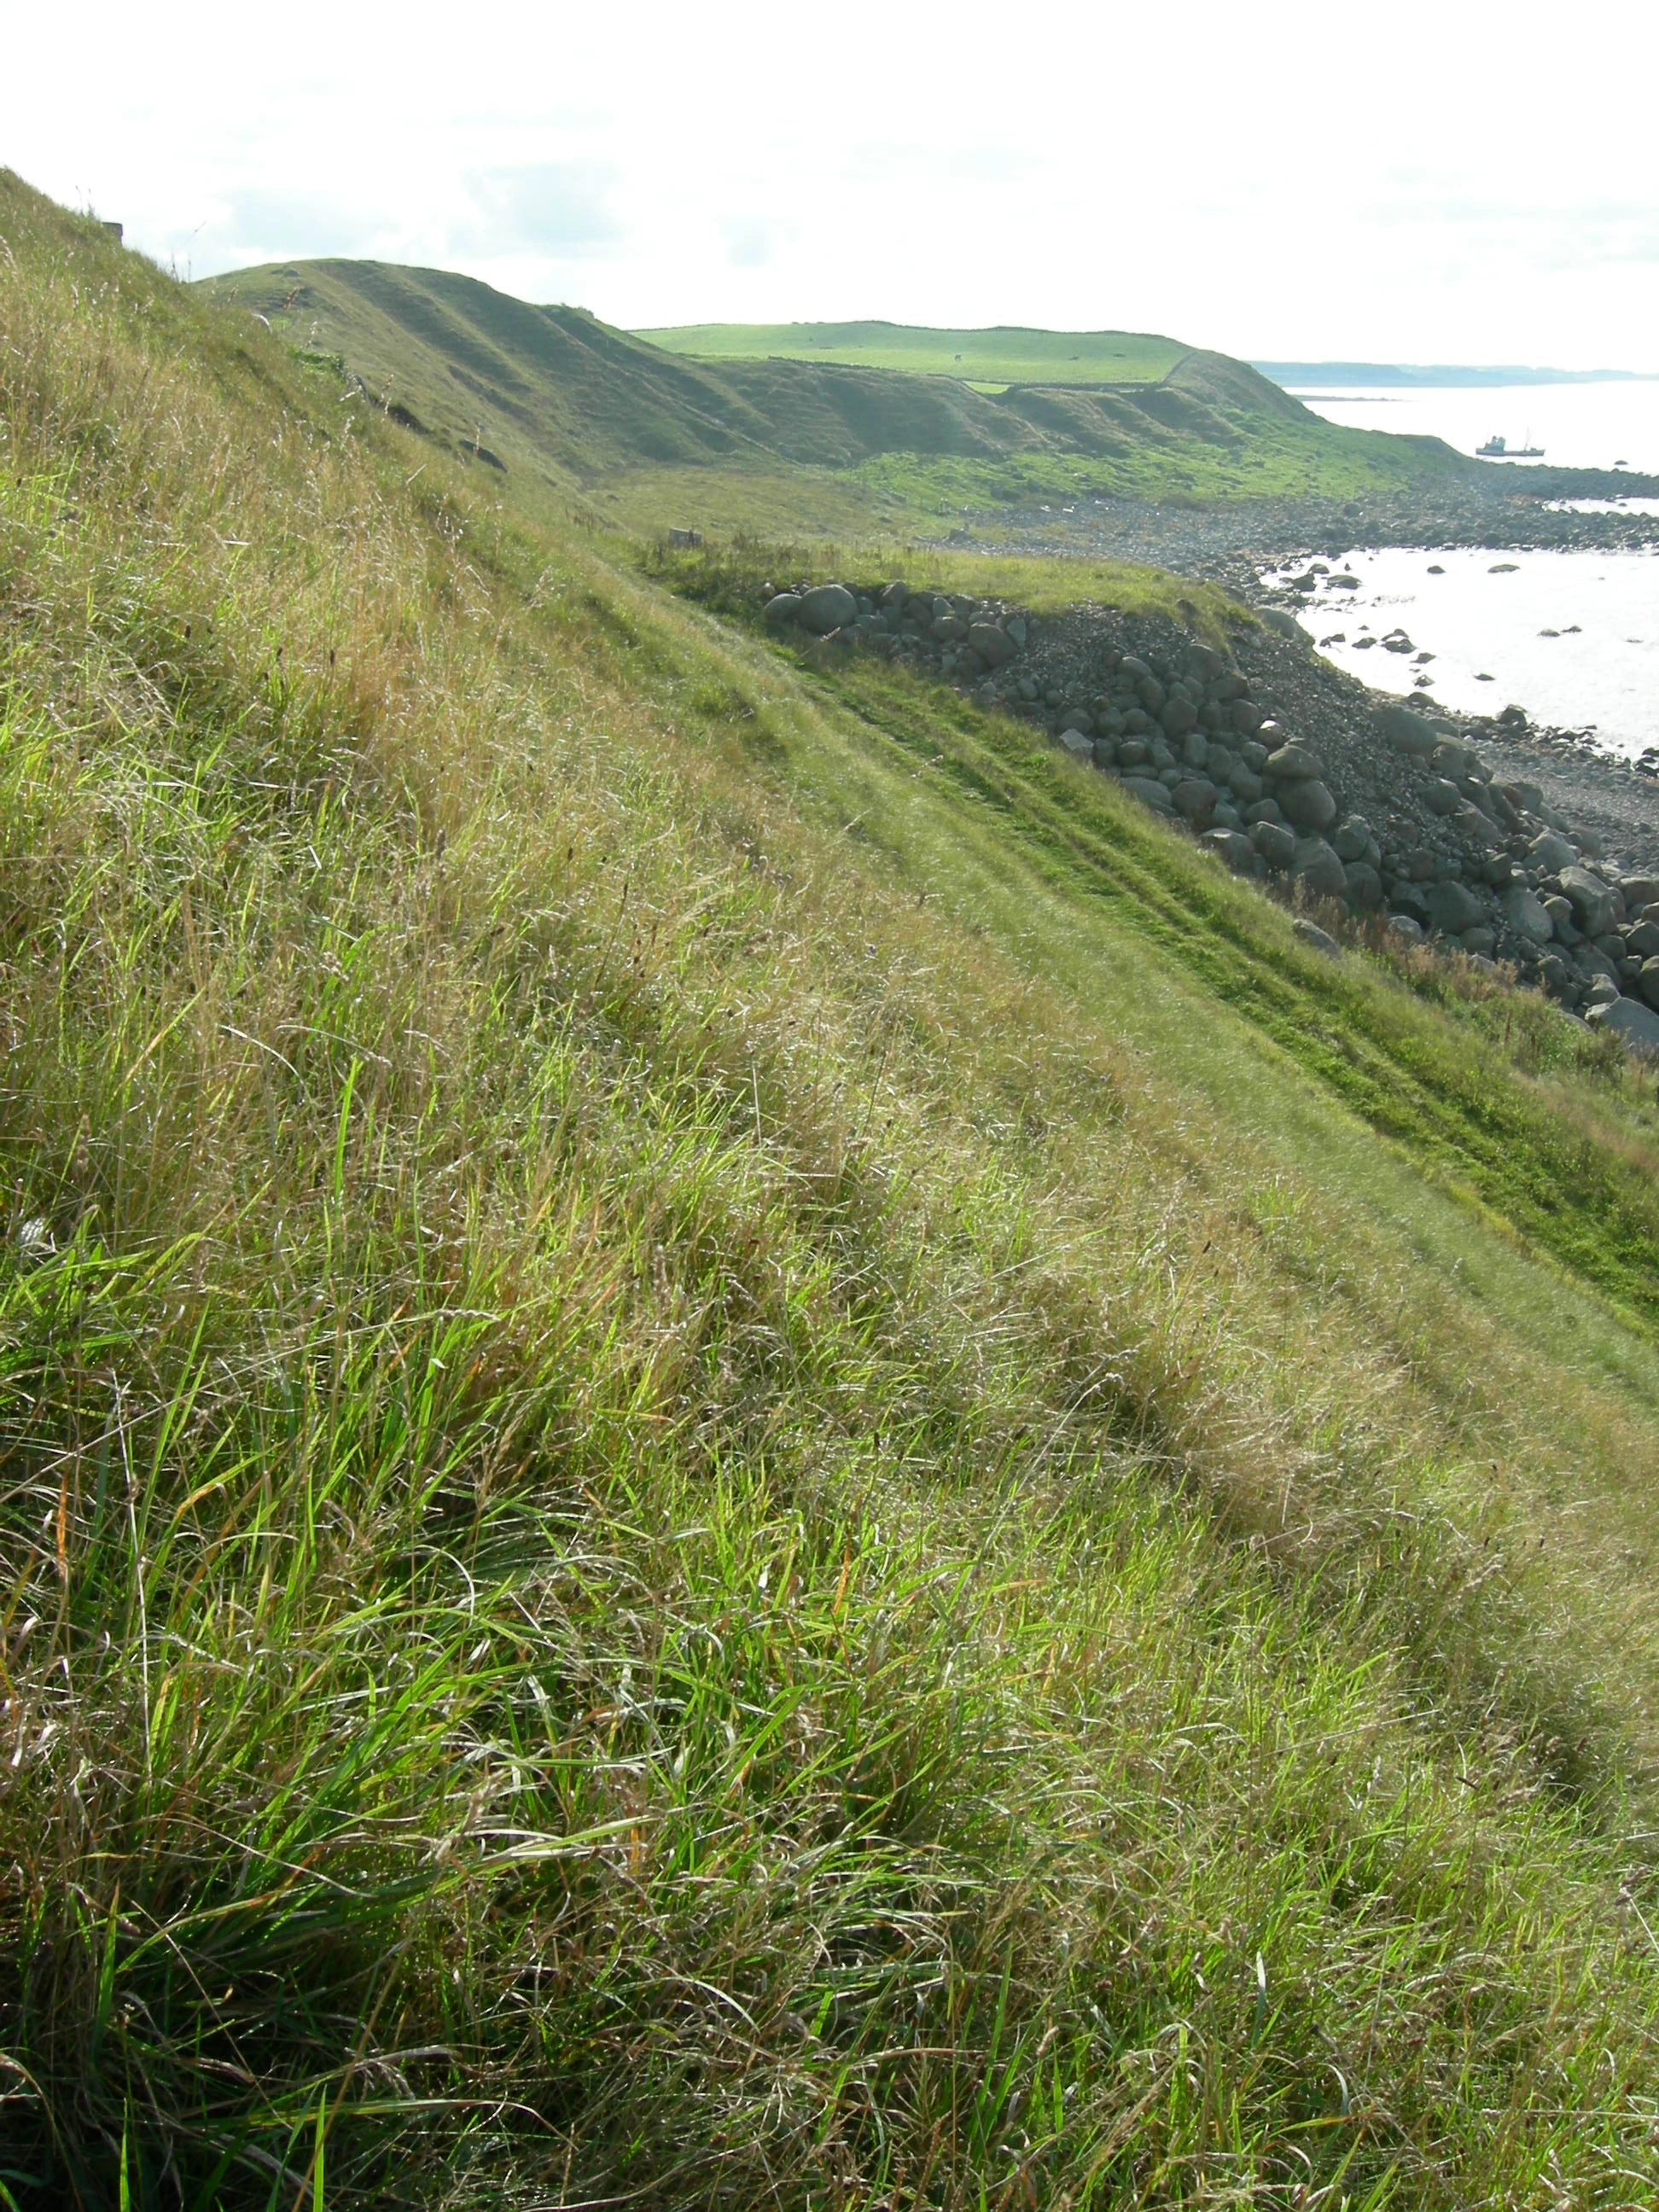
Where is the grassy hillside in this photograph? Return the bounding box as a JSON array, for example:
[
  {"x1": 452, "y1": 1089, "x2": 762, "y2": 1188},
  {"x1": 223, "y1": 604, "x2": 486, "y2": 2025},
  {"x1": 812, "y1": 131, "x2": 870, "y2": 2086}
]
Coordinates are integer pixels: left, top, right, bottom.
[
  {"x1": 14, "y1": 172, "x2": 1659, "y2": 2209},
  {"x1": 200, "y1": 261, "x2": 1469, "y2": 533},
  {"x1": 634, "y1": 321, "x2": 1185, "y2": 387}
]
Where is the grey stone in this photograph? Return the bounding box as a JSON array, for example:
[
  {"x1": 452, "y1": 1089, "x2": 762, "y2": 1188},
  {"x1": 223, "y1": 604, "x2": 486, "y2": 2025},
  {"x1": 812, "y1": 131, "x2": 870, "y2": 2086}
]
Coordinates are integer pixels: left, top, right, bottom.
[
  {"x1": 1005, "y1": 616, "x2": 1027, "y2": 648},
  {"x1": 1291, "y1": 835, "x2": 1348, "y2": 899},
  {"x1": 969, "y1": 621, "x2": 1015, "y2": 669},
  {"x1": 1502, "y1": 884, "x2": 1554, "y2": 943},
  {"x1": 1172, "y1": 777, "x2": 1220, "y2": 826},
  {"x1": 1377, "y1": 701, "x2": 1439, "y2": 758},
  {"x1": 1559, "y1": 864, "x2": 1619, "y2": 937},
  {"x1": 1058, "y1": 729, "x2": 1093, "y2": 760},
  {"x1": 1091, "y1": 738, "x2": 1119, "y2": 769},
  {"x1": 1641, "y1": 958, "x2": 1659, "y2": 1011},
  {"x1": 1294, "y1": 918, "x2": 1342, "y2": 957},
  {"x1": 1423, "y1": 881, "x2": 1487, "y2": 935},
  {"x1": 1529, "y1": 830, "x2": 1578, "y2": 873},
  {"x1": 1266, "y1": 742, "x2": 1323, "y2": 780},
  {"x1": 932, "y1": 612, "x2": 969, "y2": 643},
  {"x1": 1204, "y1": 827, "x2": 1256, "y2": 872},
  {"x1": 1422, "y1": 778, "x2": 1462, "y2": 818},
  {"x1": 1621, "y1": 874, "x2": 1659, "y2": 911},
  {"x1": 1279, "y1": 777, "x2": 1338, "y2": 833},
  {"x1": 1122, "y1": 775, "x2": 1176, "y2": 814},
  {"x1": 1461, "y1": 927, "x2": 1497, "y2": 956},
  {"x1": 1343, "y1": 862, "x2": 1383, "y2": 910},
  {"x1": 1161, "y1": 694, "x2": 1199, "y2": 738},
  {"x1": 1388, "y1": 914, "x2": 1426, "y2": 944},
  {"x1": 1227, "y1": 766, "x2": 1264, "y2": 805},
  {"x1": 1232, "y1": 699, "x2": 1263, "y2": 737},
  {"x1": 1059, "y1": 705, "x2": 1094, "y2": 736},
  {"x1": 764, "y1": 592, "x2": 802, "y2": 626},
  {"x1": 1258, "y1": 608, "x2": 1303, "y2": 639},
  {"x1": 1627, "y1": 920, "x2": 1659, "y2": 959},
  {"x1": 1332, "y1": 817, "x2": 1375, "y2": 862},
  {"x1": 1180, "y1": 731, "x2": 1211, "y2": 770},
  {"x1": 878, "y1": 580, "x2": 910, "y2": 609},
  {"x1": 799, "y1": 582, "x2": 858, "y2": 633},
  {"x1": 1587, "y1": 997, "x2": 1659, "y2": 1054},
  {"x1": 1252, "y1": 820, "x2": 1297, "y2": 870}
]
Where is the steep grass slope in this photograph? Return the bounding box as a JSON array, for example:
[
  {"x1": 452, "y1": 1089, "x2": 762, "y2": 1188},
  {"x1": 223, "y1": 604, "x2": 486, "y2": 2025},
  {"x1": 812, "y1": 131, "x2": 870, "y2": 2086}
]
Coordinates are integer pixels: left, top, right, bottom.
[
  {"x1": 9, "y1": 175, "x2": 1659, "y2": 2210},
  {"x1": 198, "y1": 261, "x2": 1468, "y2": 529}
]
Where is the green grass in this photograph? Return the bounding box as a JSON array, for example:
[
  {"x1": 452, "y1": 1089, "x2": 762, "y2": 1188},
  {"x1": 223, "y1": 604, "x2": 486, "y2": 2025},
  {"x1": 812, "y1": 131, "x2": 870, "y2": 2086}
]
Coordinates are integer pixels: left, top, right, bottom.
[
  {"x1": 634, "y1": 321, "x2": 1186, "y2": 387},
  {"x1": 13, "y1": 172, "x2": 1659, "y2": 2209}
]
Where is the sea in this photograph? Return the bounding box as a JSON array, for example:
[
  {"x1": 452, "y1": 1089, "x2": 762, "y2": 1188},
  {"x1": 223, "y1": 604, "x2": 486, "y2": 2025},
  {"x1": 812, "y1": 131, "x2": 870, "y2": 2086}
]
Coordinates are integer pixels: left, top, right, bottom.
[{"x1": 1272, "y1": 381, "x2": 1659, "y2": 758}]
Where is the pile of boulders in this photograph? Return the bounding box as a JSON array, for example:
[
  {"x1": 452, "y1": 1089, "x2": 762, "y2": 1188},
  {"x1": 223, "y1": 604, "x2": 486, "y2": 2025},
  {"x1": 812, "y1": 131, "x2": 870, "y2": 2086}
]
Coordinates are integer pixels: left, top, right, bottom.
[{"x1": 757, "y1": 577, "x2": 1659, "y2": 1051}]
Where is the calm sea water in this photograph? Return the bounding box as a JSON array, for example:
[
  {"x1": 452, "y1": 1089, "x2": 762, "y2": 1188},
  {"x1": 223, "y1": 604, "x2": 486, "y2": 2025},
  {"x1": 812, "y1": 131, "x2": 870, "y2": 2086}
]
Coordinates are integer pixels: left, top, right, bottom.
[
  {"x1": 1261, "y1": 545, "x2": 1659, "y2": 760},
  {"x1": 1288, "y1": 379, "x2": 1659, "y2": 475}
]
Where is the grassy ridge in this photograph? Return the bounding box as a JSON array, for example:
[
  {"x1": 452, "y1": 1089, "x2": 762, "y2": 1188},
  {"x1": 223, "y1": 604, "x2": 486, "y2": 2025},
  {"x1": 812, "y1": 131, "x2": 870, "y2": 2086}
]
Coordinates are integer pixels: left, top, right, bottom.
[
  {"x1": 633, "y1": 320, "x2": 1187, "y2": 387},
  {"x1": 200, "y1": 262, "x2": 1470, "y2": 535},
  {"x1": 9, "y1": 172, "x2": 1659, "y2": 2209}
]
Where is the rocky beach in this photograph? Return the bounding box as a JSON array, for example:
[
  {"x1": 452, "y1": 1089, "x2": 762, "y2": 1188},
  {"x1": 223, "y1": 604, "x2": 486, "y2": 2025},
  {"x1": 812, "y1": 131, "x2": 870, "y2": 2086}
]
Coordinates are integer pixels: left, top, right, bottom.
[{"x1": 760, "y1": 558, "x2": 1659, "y2": 1052}]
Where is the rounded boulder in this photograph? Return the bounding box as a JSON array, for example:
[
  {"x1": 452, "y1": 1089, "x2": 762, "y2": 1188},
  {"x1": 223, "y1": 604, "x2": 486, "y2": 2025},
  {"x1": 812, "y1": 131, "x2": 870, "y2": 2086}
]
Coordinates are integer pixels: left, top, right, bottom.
[
  {"x1": 1278, "y1": 777, "x2": 1338, "y2": 833},
  {"x1": 799, "y1": 583, "x2": 858, "y2": 633}
]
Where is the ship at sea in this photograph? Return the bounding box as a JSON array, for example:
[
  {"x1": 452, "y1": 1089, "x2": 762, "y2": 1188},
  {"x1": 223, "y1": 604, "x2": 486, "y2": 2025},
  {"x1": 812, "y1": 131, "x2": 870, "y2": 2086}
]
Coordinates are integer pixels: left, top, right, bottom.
[{"x1": 1477, "y1": 433, "x2": 1545, "y2": 458}]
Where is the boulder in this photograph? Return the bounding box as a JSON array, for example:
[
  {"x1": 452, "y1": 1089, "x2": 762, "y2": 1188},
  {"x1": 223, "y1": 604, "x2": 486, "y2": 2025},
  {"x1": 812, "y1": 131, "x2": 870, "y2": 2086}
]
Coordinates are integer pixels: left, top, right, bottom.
[
  {"x1": 878, "y1": 580, "x2": 910, "y2": 609},
  {"x1": 1423, "y1": 881, "x2": 1487, "y2": 935},
  {"x1": 1559, "y1": 864, "x2": 1619, "y2": 937},
  {"x1": 1180, "y1": 731, "x2": 1211, "y2": 771},
  {"x1": 1294, "y1": 918, "x2": 1342, "y2": 957},
  {"x1": 1251, "y1": 820, "x2": 1297, "y2": 870},
  {"x1": 1058, "y1": 705, "x2": 1094, "y2": 736},
  {"x1": 1258, "y1": 608, "x2": 1303, "y2": 640},
  {"x1": 1529, "y1": 830, "x2": 1578, "y2": 874},
  {"x1": 1266, "y1": 742, "x2": 1323, "y2": 780},
  {"x1": 1231, "y1": 699, "x2": 1263, "y2": 737},
  {"x1": 1621, "y1": 874, "x2": 1659, "y2": 911},
  {"x1": 1421, "y1": 778, "x2": 1461, "y2": 818},
  {"x1": 1377, "y1": 701, "x2": 1439, "y2": 758},
  {"x1": 1627, "y1": 919, "x2": 1659, "y2": 959},
  {"x1": 1185, "y1": 643, "x2": 1225, "y2": 684},
  {"x1": 1122, "y1": 775, "x2": 1176, "y2": 814},
  {"x1": 1332, "y1": 817, "x2": 1376, "y2": 862},
  {"x1": 1640, "y1": 958, "x2": 1659, "y2": 1012},
  {"x1": 1204, "y1": 828, "x2": 1256, "y2": 872},
  {"x1": 1587, "y1": 997, "x2": 1659, "y2": 1055},
  {"x1": 1388, "y1": 914, "x2": 1426, "y2": 944},
  {"x1": 799, "y1": 582, "x2": 858, "y2": 633},
  {"x1": 1171, "y1": 777, "x2": 1220, "y2": 826},
  {"x1": 1290, "y1": 835, "x2": 1348, "y2": 899},
  {"x1": 764, "y1": 592, "x2": 802, "y2": 626},
  {"x1": 932, "y1": 612, "x2": 969, "y2": 643},
  {"x1": 1161, "y1": 694, "x2": 1199, "y2": 738},
  {"x1": 1006, "y1": 616, "x2": 1027, "y2": 647},
  {"x1": 969, "y1": 621, "x2": 1015, "y2": 668},
  {"x1": 1343, "y1": 861, "x2": 1383, "y2": 910},
  {"x1": 1058, "y1": 729, "x2": 1093, "y2": 760},
  {"x1": 1279, "y1": 777, "x2": 1338, "y2": 833},
  {"x1": 1502, "y1": 884, "x2": 1554, "y2": 942}
]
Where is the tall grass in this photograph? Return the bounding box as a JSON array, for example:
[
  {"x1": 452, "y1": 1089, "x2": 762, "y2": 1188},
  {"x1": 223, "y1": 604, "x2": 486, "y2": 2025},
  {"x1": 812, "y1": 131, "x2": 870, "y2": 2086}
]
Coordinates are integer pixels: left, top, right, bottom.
[{"x1": 6, "y1": 173, "x2": 1659, "y2": 2209}]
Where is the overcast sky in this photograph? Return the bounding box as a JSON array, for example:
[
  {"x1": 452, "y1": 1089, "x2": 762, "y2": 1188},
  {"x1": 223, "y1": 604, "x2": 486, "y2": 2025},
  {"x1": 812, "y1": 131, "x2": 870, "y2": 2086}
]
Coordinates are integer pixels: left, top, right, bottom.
[{"x1": 7, "y1": 0, "x2": 1656, "y2": 370}]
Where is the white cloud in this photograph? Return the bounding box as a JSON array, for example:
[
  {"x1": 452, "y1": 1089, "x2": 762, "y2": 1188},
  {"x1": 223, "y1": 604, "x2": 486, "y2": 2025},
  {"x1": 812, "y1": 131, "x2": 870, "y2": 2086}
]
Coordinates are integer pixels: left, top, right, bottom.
[{"x1": 3, "y1": 0, "x2": 1656, "y2": 367}]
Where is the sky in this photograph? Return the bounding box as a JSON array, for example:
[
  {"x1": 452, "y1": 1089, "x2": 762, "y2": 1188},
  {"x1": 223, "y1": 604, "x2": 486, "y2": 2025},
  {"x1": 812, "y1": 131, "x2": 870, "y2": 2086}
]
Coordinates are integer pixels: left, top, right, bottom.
[{"x1": 5, "y1": 0, "x2": 1657, "y2": 370}]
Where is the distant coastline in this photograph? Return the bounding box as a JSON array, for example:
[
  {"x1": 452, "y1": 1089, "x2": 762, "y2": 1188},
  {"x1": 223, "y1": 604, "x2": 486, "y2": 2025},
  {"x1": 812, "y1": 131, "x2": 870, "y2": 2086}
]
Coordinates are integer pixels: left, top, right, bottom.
[{"x1": 1255, "y1": 362, "x2": 1656, "y2": 390}]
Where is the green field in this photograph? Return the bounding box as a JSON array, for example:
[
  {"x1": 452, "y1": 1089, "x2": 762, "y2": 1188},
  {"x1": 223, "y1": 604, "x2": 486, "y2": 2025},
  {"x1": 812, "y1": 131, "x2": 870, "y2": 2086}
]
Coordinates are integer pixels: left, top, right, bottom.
[
  {"x1": 17, "y1": 173, "x2": 1659, "y2": 2206},
  {"x1": 636, "y1": 319, "x2": 1186, "y2": 387}
]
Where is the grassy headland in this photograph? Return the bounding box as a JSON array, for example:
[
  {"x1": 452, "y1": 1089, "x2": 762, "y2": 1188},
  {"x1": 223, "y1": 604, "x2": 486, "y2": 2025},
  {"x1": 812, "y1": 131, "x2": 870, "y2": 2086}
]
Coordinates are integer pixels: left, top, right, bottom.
[
  {"x1": 200, "y1": 262, "x2": 1472, "y2": 538},
  {"x1": 9, "y1": 172, "x2": 1659, "y2": 2209}
]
